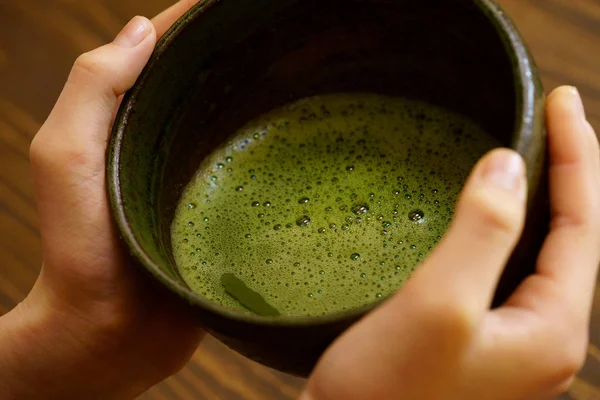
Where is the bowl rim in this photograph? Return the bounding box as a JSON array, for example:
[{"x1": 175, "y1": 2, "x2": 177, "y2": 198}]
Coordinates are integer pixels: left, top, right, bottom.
[{"x1": 108, "y1": 0, "x2": 540, "y2": 328}]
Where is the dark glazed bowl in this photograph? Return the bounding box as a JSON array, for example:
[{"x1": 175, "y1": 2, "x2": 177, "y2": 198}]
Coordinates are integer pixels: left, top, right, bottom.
[{"x1": 108, "y1": 0, "x2": 547, "y2": 377}]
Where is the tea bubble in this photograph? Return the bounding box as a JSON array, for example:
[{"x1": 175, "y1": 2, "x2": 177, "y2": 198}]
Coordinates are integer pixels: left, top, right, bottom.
[
  {"x1": 296, "y1": 216, "x2": 311, "y2": 227},
  {"x1": 352, "y1": 204, "x2": 369, "y2": 215},
  {"x1": 172, "y1": 92, "x2": 500, "y2": 317},
  {"x1": 408, "y1": 209, "x2": 425, "y2": 222}
]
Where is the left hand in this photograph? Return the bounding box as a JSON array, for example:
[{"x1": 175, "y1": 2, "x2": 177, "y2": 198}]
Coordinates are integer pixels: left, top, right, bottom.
[{"x1": 0, "y1": 2, "x2": 203, "y2": 399}]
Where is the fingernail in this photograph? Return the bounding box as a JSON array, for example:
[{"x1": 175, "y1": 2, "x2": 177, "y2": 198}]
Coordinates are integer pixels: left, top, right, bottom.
[
  {"x1": 113, "y1": 16, "x2": 152, "y2": 48},
  {"x1": 567, "y1": 86, "x2": 587, "y2": 121},
  {"x1": 481, "y1": 150, "x2": 525, "y2": 199}
]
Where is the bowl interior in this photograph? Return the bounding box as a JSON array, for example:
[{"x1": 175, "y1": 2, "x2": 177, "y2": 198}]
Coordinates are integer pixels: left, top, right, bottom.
[{"x1": 111, "y1": 0, "x2": 532, "y2": 317}]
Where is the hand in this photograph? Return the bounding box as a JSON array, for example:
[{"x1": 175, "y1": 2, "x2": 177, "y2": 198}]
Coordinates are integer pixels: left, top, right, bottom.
[
  {"x1": 0, "y1": 2, "x2": 203, "y2": 399},
  {"x1": 301, "y1": 87, "x2": 600, "y2": 400}
]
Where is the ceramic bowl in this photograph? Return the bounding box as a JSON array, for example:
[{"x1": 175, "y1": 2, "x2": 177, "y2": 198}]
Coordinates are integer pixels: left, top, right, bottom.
[{"x1": 108, "y1": 0, "x2": 547, "y2": 377}]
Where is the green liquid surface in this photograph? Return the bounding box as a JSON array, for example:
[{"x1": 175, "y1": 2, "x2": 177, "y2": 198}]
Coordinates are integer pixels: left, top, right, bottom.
[{"x1": 171, "y1": 93, "x2": 500, "y2": 317}]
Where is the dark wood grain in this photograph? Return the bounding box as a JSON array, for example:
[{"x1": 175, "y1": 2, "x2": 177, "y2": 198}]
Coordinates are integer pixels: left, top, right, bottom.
[{"x1": 0, "y1": 1, "x2": 598, "y2": 399}]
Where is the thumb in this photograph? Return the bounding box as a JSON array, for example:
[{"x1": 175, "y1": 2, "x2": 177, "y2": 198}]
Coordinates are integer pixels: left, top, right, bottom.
[
  {"x1": 301, "y1": 149, "x2": 528, "y2": 400},
  {"x1": 37, "y1": 16, "x2": 156, "y2": 152},
  {"x1": 30, "y1": 16, "x2": 156, "y2": 272},
  {"x1": 408, "y1": 148, "x2": 528, "y2": 318}
]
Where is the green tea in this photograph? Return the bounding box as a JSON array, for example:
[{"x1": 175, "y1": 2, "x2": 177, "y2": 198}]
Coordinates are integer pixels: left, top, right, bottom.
[{"x1": 171, "y1": 93, "x2": 499, "y2": 317}]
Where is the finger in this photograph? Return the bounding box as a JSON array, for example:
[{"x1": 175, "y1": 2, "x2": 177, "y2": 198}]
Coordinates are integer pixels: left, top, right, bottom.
[
  {"x1": 507, "y1": 87, "x2": 600, "y2": 319},
  {"x1": 151, "y1": 0, "x2": 200, "y2": 38},
  {"x1": 30, "y1": 17, "x2": 157, "y2": 266},
  {"x1": 404, "y1": 149, "x2": 527, "y2": 318},
  {"x1": 301, "y1": 150, "x2": 528, "y2": 400},
  {"x1": 34, "y1": 17, "x2": 156, "y2": 151},
  {"x1": 107, "y1": 1, "x2": 200, "y2": 123}
]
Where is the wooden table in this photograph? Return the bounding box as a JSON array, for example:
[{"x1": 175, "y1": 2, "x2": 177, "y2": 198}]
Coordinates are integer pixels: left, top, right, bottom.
[{"x1": 0, "y1": 1, "x2": 598, "y2": 398}]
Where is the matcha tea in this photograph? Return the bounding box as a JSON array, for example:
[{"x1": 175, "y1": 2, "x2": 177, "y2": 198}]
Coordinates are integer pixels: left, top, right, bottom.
[{"x1": 171, "y1": 93, "x2": 500, "y2": 317}]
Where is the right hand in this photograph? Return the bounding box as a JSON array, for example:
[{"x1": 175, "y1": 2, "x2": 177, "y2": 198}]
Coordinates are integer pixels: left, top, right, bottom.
[{"x1": 301, "y1": 86, "x2": 600, "y2": 400}]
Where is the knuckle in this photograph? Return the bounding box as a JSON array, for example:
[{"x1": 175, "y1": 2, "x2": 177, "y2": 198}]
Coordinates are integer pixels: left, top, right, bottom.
[
  {"x1": 29, "y1": 133, "x2": 64, "y2": 173},
  {"x1": 31, "y1": 139, "x2": 90, "y2": 173},
  {"x1": 466, "y1": 188, "x2": 522, "y2": 235},
  {"x1": 436, "y1": 305, "x2": 477, "y2": 338},
  {"x1": 71, "y1": 51, "x2": 106, "y2": 82},
  {"x1": 93, "y1": 312, "x2": 130, "y2": 340},
  {"x1": 415, "y1": 294, "x2": 476, "y2": 340},
  {"x1": 61, "y1": 147, "x2": 93, "y2": 169}
]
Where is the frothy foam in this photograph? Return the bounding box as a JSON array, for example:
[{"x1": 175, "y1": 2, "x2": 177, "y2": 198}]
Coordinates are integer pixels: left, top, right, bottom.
[{"x1": 171, "y1": 93, "x2": 500, "y2": 317}]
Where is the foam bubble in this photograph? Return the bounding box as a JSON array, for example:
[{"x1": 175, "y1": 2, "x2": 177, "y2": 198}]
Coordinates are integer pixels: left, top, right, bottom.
[{"x1": 171, "y1": 93, "x2": 499, "y2": 317}]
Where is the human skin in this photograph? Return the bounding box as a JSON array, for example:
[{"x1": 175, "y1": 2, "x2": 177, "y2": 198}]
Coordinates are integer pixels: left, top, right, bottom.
[
  {"x1": 302, "y1": 86, "x2": 600, "y2": 400},
  {"x1": 0, "y1": 1, "x2": 599, "y2": 398}
]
